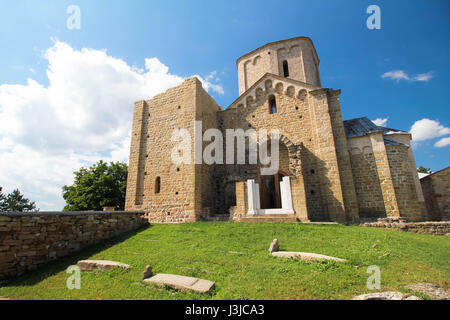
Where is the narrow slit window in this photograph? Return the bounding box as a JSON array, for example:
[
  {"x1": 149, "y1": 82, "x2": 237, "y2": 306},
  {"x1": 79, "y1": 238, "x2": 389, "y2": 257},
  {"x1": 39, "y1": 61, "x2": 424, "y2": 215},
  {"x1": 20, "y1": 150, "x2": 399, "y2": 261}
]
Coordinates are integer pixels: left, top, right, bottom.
[
  {"x1": 155, "y1": 177, "x2": 161, "y2": 194},
  {"x1": 269, "y1": 95, "x2": 277, "y2": 114},
  {"x1": 283, "y1": 60, "x2": 289, "y2": 77}
]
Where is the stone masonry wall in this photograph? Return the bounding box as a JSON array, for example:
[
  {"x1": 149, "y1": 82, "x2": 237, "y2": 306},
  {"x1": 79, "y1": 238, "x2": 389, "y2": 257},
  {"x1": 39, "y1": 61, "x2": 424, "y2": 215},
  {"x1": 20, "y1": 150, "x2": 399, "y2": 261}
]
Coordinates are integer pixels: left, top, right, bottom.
[
  {"x1": 385, "y1": 133, "x2": 428, "y2": 217},
  {"x1": 362, "y1": 220, "x2": 450, "y2": 236},
  {"x1": 237, "y1": 37, "x2": 321, "y2": 95},
  {"x1": 369, "y1": 132, "x2": 401, "y2": 218},
  {"x1": 125, "y1": 38, "x2": 426, "y2": 224},
  {"x1": 326, "y1": 90, "x2": 359, "y2": 221},
  {"x1": 348, "y1": 136, "x2": 387, "y2": 218},
  {"x1": 195, "y1": 80, "x2": 223, "y2": 219},
  {"x1": 307, "y1": 89, "x2": 347, "y2": 222},
  {"x1": 215, "y1": 81, "x2": 348, "y2": 222},
  {"x1": 420, "y1": 167, "x2": 450, "y2": 221},
  {"x1": 386, "y1": 145, "x2": 422, "y2": 221},
  {"x1": 126, "y1": 78, "x2": 203, "y2": 223},
  {"x1": 230, "y1": 181, "x2": 248, "y2": 221},
  {"x1": 421, "y1": 176, "x2": 441, "y2": 220},
  {"x1": 125, "y1": 99, "x2": 148, "y2": 208},
  {"x1": 126, "y1": 74, "x2": 364, "y2": 223},
  {"x1": 0, "y1": 211, "x2": 147, "y2": 280}
]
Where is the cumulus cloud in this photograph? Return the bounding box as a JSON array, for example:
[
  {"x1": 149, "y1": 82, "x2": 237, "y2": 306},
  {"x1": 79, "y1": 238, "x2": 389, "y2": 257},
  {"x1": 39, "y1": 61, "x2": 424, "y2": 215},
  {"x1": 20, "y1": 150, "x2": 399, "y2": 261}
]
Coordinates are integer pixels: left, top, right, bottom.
[
  {"x1": 0, "y1": 145, "x2": 99, "y2": 210},
  {"x1": 381, "y1": 70, "x2": 433, "y2": 82},
  {"x1": 372, "y1": 117, "x2": 388, "y2": 127},
  {"x1": 410, "y1": 119, "x2": 450, "y2": 141},
  {"x1": 435, "y1": 137, "x2": 450, "y2": 148},
  {"x1": 194, "y1": 70, "x2": 225, "y2": 95},
  {"x1": 0, "y1": 40, "x2": 224, "y2": 210}
]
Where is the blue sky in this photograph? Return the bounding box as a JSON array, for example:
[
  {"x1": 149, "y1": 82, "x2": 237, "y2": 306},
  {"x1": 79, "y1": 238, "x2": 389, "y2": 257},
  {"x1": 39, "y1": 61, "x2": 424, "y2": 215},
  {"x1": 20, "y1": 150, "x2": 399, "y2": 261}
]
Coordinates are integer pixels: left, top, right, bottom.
[{"x1": 0, "y1": 0, "x2": 449, "y2": 209}]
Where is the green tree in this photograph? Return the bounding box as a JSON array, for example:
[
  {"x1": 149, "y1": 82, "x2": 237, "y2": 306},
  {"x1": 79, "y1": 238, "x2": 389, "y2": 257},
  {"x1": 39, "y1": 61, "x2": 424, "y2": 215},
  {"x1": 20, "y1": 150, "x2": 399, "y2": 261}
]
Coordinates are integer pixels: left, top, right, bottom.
[
  {"x1": 62, "y1": 161, "x2": 128, "y2": 211},
  {"x1": 0, "y1": 187, "x2": 7, "y2": 212},
  {"x1": 0, "y1": 187, "x2": 38, "y2": 212},
  {"x1": 417, "y1": 166, "x2": 432, "y2": 174}
]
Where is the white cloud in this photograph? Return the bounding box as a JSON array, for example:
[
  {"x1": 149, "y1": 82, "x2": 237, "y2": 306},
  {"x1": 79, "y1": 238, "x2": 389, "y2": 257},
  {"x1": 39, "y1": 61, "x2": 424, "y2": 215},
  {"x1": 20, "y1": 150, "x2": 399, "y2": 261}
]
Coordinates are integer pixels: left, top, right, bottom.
[
  {"x1": 381, "y1": 70, "x2": 409, "y2": 82},
  {"x1": 410, "y1": 118, "x2": 450, "y2": 142},
  {"x1": 381, "y1": 70, "x2": 433, "y2": 82},
  {"x1": 144, "y1": 58, "x2": 169, "y2": 74},
  {"x1": 194, "y1": 71, "x2": 225, "y2": 95},
  {"x1": 413, "y1": 72, "x2": 433, "y2": 82},
  {"x1": 435, "y1": 137, "x2": 450, "y2": 148},
  {"x1": 372, "y1": 117, "x2": 388, "y2": 127},
  {"x1": 0, "y1": 40, "x2": 224, "y2": 210}
]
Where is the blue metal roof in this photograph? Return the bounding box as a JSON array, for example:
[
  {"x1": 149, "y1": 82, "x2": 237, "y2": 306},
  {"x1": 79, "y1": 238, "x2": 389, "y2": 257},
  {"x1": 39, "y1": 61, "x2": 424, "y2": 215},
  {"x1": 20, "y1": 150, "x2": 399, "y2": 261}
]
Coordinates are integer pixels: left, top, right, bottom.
[{"x1": 343, "y1": 117, "x2": 404, "y2": 138}]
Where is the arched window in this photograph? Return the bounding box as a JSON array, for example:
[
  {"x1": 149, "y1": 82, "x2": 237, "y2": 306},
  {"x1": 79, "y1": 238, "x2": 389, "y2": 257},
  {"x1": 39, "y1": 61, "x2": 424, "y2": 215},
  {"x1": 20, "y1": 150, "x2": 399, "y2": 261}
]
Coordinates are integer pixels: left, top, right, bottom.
[
  {"x1": 269, "y1": 95, "x2": 277, "y2": 114},
  {"x1": 155, "y1": 177, "x2": 161, "y2": 194},
  {"x1": 283, "y1": 60, "x2": 289, "y2": 77}
]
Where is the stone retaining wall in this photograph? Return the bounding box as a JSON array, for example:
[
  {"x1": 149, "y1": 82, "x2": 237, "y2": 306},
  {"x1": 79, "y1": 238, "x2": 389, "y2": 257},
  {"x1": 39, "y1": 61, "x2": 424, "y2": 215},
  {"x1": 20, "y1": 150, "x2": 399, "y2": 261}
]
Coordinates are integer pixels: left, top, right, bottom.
[
  {"x1": 0, "y1": 211, "x2": 147, "y2": 280},
  {"x1": 361, "y1": 220, "x2": 450, "y2": 235}
]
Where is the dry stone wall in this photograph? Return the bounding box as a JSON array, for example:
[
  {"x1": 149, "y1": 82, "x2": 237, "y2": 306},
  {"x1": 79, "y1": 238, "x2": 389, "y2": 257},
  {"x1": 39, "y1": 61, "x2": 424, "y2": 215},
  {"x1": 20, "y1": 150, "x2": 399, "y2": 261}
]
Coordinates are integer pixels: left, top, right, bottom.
[
  {"x1": 0, "y1": 211, "x2": 147, "y2": 280},
  {"x1": 362, "y1": 220, "x2": 450, "y2": 235}
]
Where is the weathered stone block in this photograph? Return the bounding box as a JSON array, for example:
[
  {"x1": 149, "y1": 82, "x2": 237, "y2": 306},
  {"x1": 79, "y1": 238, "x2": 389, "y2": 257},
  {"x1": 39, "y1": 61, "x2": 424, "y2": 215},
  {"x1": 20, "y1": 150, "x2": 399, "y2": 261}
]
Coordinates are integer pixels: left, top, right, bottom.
[
  {"x1": 143, "y1": 273, "x2": 215, "y2": 294},
  {"x1": 271, "y1": 251, "x2": 347, "y2": 263},
  {"x1": 77, "y1": 260, "x2": 131, "y2": 271}
]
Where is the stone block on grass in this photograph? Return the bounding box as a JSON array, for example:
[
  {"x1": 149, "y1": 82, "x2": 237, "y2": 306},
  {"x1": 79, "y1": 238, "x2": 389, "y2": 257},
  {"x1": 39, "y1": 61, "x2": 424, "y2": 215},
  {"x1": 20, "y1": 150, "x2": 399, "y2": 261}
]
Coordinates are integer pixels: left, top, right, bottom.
[
  {"x1": 77, "y1": 260, "x2": 131, "y2": 271},
  {"x1": 271, "y1": 251, "x2": 347, "y2": 263},
  {"x1": 143, "y1": 273, "x2": 215, "y2": 294}
]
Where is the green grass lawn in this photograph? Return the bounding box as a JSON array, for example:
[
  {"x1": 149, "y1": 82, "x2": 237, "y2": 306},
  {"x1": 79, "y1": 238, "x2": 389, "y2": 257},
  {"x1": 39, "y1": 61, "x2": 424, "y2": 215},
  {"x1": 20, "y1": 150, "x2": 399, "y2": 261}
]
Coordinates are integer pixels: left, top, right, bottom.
[{"x1": 0, "y1": 222, "x2": 449, "y2": 300}]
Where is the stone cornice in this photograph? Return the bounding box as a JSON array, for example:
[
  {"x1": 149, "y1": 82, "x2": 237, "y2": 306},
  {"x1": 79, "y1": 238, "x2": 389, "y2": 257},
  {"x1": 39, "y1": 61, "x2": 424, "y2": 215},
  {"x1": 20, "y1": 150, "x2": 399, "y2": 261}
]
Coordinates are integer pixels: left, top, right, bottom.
[
  {"x1": 0, "y1": 211, "x2": 145, "y2": 217},
  {"x1": 226, "y1": 73, "x2": 320, "y2": 109},
  {"x1": 327, "y1": 89, "x2": 341, "y2": 97},
  {"x1": 384, "y1": 131, "x2": 411, "y2": 137},
  {"x1": 309, "y1": 88, "x2": 329, "y2": 96}
]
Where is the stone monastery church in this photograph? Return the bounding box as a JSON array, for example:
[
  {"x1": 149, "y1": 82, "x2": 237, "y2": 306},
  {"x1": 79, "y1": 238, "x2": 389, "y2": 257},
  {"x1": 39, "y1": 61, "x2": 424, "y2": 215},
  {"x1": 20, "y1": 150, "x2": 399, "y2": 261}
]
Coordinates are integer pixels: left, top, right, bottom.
[{"x1": 125, "y1": 36, "x2": 428, "y2": 223}]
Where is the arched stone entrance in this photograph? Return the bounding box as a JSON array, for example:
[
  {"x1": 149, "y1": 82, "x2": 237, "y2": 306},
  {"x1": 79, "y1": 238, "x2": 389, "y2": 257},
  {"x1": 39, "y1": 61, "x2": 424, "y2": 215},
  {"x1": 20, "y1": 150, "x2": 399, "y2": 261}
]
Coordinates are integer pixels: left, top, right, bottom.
[{"x1": 246, "y1": 136, "x2": 296, "y2": 215}]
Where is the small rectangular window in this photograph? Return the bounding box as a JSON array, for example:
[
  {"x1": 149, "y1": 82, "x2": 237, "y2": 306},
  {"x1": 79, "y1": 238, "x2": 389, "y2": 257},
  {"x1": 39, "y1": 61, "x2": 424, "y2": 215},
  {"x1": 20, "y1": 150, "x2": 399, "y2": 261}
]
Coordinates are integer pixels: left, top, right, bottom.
[
  {"x1": 283, "y1": 60, "x2": 289, "y2": 77},
  {"x1": 155, "y1": 177, "x2": 161, "y2": 194},
  {"x1": 269, "y1": 95, "x2": 277, "y2": 114}
]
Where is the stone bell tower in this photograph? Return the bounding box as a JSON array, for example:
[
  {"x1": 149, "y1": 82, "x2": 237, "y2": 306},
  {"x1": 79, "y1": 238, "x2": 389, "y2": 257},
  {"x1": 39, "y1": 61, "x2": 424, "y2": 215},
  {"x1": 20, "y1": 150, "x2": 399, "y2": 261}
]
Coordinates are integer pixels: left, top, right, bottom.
[{"x1": 236, "y1": 36, "x2": 321, "y2": 95}]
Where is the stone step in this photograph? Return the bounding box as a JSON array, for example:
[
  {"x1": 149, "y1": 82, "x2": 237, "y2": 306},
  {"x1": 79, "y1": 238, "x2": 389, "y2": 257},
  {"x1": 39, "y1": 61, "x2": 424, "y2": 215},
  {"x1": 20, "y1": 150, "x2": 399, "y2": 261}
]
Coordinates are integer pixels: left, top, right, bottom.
[
  {"x1": 303, "y1": 221, "x2": 338, "y2": 225},
  {"x1": 239, "y1": 214, "x2": 298, "y2": 223},
  {"x1": 203, "y1": 215, "x2": 230, "y2": 222}
]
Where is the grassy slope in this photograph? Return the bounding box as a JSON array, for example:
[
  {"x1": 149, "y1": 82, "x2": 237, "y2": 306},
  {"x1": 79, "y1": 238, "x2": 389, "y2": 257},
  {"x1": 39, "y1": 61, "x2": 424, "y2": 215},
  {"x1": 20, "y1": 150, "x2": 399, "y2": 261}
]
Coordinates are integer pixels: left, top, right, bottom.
[{"x1": 0, "y1": 222, "x2": 448, "y2": 300}]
